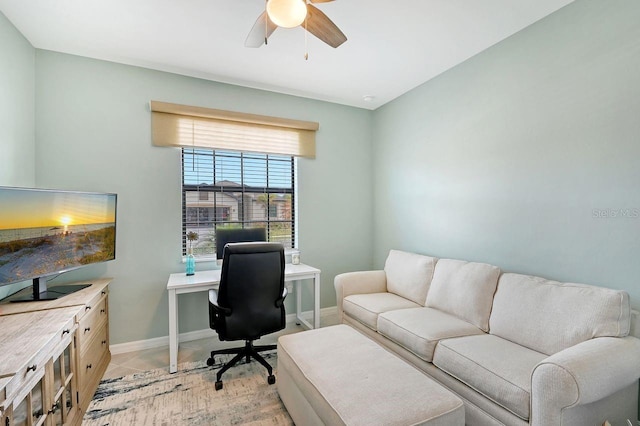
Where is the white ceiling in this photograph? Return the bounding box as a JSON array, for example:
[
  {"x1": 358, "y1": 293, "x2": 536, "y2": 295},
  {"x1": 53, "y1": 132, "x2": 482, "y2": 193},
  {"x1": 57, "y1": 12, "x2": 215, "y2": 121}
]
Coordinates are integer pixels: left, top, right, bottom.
[{"x1": 0, "y1": 0, "x2": 573, "y2": 110}]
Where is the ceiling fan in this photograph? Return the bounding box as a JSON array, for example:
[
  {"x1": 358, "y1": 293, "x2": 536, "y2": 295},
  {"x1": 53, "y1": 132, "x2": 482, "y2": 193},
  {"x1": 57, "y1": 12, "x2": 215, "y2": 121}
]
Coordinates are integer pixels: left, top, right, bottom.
[{"x1": 245, "y1": 0, "x2": 347, "y2": 49}]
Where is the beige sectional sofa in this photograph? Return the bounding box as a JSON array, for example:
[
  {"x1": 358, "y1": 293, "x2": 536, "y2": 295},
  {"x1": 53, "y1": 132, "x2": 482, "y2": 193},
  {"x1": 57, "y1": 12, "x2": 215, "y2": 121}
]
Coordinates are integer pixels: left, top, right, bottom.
[{"x1": 335, "y1": 250, "x2": 640, "y2": 426}]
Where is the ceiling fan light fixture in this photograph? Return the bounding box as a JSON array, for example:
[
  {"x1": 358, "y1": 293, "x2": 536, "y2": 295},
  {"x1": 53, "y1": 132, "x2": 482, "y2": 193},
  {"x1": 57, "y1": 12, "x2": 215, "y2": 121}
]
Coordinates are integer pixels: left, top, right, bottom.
[{"x1": 266, "y1": 0, "x2": 307, "y2": 28}]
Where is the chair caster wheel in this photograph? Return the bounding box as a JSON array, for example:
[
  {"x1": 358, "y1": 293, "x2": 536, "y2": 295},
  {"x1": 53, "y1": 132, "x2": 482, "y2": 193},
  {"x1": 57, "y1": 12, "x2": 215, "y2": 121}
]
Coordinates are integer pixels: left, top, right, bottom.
[
  {"x1": 206, "y1": 357, "x2": 215, "y2": 366},
  {"x1": 215, "y1": 381, "x2": 223, "y2": 391},
  {"x1": 267, "y1": 375, "x2": 276, "y2": 385}
]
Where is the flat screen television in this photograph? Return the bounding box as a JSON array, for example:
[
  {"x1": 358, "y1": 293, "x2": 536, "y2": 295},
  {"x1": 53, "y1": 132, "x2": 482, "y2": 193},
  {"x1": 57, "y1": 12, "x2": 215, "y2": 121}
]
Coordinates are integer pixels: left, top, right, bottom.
[{"x1": 0, "y1": 186, "x2": 117, "y2": 302}]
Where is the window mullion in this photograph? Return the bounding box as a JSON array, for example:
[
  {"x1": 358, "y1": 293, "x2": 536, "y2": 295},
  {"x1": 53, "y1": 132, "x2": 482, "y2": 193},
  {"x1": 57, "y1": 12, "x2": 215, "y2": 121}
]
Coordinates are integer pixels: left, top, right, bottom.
[
  {"x1": 212, "y1": 150, "x2": 217, "y2": 235},
  {"x1": 266, "y1": 154, "x2": 270, "y2": 240},
  {"x1": 240, "y1": 152, "x2": 245, "y2": 225}
]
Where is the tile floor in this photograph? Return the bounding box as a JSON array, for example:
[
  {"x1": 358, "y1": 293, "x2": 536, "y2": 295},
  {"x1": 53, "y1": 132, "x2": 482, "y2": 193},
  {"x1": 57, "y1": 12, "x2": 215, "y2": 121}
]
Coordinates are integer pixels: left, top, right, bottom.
[{"x1": 103, "y1": 311, "x2": 339, "y2": 379}]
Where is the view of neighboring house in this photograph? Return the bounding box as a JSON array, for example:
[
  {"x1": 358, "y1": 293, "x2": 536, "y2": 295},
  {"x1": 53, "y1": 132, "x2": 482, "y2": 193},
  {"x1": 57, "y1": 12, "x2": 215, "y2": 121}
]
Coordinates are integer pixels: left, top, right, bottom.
[{"x1": 184, "y1": 181, "x2": 293, "y2": 254}]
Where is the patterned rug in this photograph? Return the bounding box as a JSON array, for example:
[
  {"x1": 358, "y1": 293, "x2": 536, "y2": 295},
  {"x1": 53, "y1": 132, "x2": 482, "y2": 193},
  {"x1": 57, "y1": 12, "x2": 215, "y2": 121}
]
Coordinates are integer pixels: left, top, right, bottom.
[{"x1": 83, "y1": 351, "x2": 293, "y2": 425}]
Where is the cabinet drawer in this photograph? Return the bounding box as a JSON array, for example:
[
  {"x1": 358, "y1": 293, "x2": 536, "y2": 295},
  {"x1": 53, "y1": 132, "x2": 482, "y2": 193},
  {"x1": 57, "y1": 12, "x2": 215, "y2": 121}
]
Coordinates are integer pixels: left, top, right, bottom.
[
  {"x1": 76, "y1": 287, "x2": 108, "y2": 322},
  {"x1": 51, "y1": 316, "x2": 77, "y2": 358},
  {"x1": 4, "y1": 351, "x2": 47, "y2": 406},
  {"x1": 77, "y1": 296, "x2": 108, "y2": 351},
  {"x1": 77, "y1": 323, "x2": 109, "y2": 391}
]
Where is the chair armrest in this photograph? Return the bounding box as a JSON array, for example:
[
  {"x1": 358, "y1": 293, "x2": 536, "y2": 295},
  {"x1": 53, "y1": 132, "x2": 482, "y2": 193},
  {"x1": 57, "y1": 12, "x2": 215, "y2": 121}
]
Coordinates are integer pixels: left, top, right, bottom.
[
  {"x1": 334, "y1": 270, "x2": 387, "y2": 321},
  {"x1": 530, "y1": 336, "x2": 640, "y2": 426},
  {"x1": 208, "y1": 289, "x2": 232, "y2": 316},
  {"x1": 275, "y1": 287, "x2": 288, "y2": 308}
]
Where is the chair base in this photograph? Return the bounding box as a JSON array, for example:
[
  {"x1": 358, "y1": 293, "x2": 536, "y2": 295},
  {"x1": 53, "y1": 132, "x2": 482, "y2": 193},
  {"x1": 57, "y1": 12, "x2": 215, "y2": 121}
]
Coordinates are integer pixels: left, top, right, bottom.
[{"x1": 207, "y1": 340, "x2": 276, "y2": 391}]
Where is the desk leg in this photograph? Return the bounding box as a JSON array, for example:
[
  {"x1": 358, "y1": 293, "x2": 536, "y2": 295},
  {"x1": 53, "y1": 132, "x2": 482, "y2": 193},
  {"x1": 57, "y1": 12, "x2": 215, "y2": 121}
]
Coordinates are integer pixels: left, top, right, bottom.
[
  {"x1": 296, "y1": 280, "x2": 302, "y2": 326},
  {"x1": 168, "y1": 289, "x2": 178, "y2": 374},
  {"x1": 314, "y1": 272, "x2": 320, "y2": 329},
  {"x1": 293, "y1": 273, "x2": 321, "y2": 330}
]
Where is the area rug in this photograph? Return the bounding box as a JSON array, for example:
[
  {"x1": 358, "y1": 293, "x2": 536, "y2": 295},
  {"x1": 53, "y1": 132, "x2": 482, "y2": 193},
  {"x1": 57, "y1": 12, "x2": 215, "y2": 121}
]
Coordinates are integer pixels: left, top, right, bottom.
[{"x1": 83, "y1": 351, "x2": 293, "y2": 425}]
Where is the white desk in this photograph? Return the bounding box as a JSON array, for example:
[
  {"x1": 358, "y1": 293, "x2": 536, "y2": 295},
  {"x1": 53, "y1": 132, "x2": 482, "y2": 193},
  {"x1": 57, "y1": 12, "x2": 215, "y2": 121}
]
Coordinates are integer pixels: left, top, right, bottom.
[{"x1": 167, "y1": 263, "x2": 321, "y2": 373}]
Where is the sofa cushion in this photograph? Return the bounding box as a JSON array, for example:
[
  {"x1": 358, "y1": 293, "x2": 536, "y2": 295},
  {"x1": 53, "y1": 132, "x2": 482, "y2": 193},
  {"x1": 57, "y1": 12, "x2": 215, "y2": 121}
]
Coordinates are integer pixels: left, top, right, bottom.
[
  {"x1": 378, "y1": 307, "x2": 485, "y2": 362},
  {"x1": 384, "y1": 250, "x2": 437, "y2": 305},
  {"x1": 343, "y1": 293, "x2": 420, "y2": 330},
  {"x1": 433, "y1": 334, "x2": 547, "y2": 421},
  {"x1": 490, "y1": 273, "x2": 631, "y2": 355},
  {"x1": 425, "y1": 259, "x2": 501, "y2": 332}
]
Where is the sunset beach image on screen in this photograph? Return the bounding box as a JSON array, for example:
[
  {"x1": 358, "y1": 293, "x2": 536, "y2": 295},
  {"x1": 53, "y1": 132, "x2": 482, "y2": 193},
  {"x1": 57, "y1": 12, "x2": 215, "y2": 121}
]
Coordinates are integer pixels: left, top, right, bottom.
[{"x1": 0, "y1": 188, "x2": 116, "y2": 286}]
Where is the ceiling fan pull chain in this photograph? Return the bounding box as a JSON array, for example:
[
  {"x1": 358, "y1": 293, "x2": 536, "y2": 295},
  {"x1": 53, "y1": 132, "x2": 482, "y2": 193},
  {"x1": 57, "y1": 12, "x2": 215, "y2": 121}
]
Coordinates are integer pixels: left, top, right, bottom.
[
  {"x1": 304, "y1": 13, "x2": 309, "y2": 60},
  {"x1": 264, "y1": 0, "x2": 268, "y2": 45}
]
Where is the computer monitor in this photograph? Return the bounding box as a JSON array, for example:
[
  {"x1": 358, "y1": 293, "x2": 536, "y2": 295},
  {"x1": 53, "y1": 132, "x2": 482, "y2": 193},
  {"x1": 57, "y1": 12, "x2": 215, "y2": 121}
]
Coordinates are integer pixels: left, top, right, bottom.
[{"x1": 215, "y1": 227, "x2": 267, "y2": 260}]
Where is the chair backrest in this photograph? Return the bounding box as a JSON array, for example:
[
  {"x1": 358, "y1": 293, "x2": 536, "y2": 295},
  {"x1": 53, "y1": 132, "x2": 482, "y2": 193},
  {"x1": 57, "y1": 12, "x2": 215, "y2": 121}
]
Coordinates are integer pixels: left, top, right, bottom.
[
  {"x1": 217, "y1": 242, "x2": 285, "y2": 340},
  {"x1": 215, "y1": 227, "x2": 267, "y2": 260}
]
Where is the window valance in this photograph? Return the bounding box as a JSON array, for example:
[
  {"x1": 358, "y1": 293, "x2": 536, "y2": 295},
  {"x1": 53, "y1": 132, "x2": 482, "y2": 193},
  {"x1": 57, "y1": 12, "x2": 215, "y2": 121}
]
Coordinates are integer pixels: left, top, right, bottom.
[{"x1": 150, "y1": 101, "x2": 318, "y2": 158}]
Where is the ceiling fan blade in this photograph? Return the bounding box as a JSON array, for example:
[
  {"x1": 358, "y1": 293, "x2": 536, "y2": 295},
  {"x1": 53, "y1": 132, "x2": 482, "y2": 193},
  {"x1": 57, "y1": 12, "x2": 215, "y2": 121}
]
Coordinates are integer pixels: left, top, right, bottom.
[
  {"x1": 305, "y1": 4, "x2": 347, "y2": 48},
  {"x1": 245, "y1": 11, "x2": 278, "y2": 48}
]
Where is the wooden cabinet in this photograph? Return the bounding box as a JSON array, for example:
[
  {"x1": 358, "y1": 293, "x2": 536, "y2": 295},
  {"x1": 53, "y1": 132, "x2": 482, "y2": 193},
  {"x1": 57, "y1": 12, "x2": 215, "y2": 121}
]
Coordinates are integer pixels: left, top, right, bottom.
[
  {"x1": 0, "y1": 280, "x2": 111, "y2": 426},
  {"x1": 74, "y1": 286, "x2": 110, "y2": 413},
  {"x1": 0, "y1": 308, "x2": 77, "y2": 426},
  {"x1": 2, "y1": 377, "x2": 12, "y2": 426}
]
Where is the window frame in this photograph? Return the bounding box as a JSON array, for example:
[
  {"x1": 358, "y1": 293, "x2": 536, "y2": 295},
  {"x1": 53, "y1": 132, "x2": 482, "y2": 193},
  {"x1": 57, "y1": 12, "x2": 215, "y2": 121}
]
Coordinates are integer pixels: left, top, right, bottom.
[{"x1": 181, "y1": 148, "x2": 296, "y2": 258}]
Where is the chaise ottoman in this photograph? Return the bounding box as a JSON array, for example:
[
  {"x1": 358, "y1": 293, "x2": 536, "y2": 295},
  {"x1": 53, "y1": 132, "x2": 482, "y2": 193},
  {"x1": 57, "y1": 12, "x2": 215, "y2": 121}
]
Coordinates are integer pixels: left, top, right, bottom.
[{"x1": 277, "y1": 324, "x2": 464, "y2": 426}]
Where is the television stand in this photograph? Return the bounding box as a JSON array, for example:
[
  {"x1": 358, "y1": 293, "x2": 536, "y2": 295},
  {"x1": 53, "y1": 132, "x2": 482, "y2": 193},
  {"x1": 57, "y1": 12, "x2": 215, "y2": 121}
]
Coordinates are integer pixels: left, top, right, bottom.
[
  {"x1": 9, "y1": 276, "x2": 92, "y2": 303},
  {"x1": 10, "y1": 284, "x2": 92, "y2": 302}
]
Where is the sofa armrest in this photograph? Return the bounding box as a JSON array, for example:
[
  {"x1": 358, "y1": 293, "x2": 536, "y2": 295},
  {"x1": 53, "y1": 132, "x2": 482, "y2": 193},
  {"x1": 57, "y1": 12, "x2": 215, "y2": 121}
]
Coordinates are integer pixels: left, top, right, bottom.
[
  {"x1": 334, "y1": 270, "x2": 386, "y2": 322},
  {"x1": 530, "y1": 336, "x2": 640, "y2": 426},
  {"x1": 630, "y1": 309, "x2": 640, "y2": 339}
]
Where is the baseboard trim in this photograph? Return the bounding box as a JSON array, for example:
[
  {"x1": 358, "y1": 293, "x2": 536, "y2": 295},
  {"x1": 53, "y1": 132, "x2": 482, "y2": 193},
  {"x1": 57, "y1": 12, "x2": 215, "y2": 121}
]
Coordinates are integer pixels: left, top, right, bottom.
[{"x1": 110, "y1": 306, "x2": 337, "y2": 355}]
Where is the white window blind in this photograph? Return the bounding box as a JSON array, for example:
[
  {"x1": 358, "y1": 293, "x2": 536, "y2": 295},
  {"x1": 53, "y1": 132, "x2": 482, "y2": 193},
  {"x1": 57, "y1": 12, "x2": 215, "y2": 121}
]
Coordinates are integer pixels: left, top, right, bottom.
[
  {"x1": 182, "y1": 149, "x2": 295, "y2": 257},
  {"x1": 151, "y1": 101, "x2": 318, "y2": 158}
]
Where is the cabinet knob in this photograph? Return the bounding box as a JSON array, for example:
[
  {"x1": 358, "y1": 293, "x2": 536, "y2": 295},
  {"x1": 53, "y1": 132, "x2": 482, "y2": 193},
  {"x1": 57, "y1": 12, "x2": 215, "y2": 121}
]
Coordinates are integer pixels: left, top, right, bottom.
[
  {"x1": 101, "y1": 340, "x2": 107, "y2": 345},
  {"x1": 86, "y1": 363, "x2": 92, "y2": 369},
  {"x1": 62, "y1": 329, "x2": 70, "y2": 336},
  {"x1": 85, "y1": 306, "x2": 92, "y2": 311},
  {"x1": 84, "y1": 327, "x2": 91, "y2": 333},
  {"x1": 100, "y1": 309, "x2": 106, "y2": 314},
  {"x1": 26, "y1": 364, "x2": 37, "y2": 373},
  {"x1": 101, "y1": 290, "x2": 106, "y2": 295}
]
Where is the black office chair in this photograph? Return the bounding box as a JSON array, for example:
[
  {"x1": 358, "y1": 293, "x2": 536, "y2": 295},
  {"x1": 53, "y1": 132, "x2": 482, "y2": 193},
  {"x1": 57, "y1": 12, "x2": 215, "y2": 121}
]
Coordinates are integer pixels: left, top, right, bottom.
[{"x1": 206, "y1": 242, "x2": 287, "y2": 391}]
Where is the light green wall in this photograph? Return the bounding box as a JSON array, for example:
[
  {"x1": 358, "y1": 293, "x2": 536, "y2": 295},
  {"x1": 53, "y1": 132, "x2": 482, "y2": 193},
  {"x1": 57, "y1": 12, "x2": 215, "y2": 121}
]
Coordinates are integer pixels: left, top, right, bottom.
[
  {"x1": 0, "y1": 12, "x2": 34, "y2": 186},
  {"x1": 34, "y1": 51, "x2": 373, "y2": 344},
  {"x1": 372, "y1": 1, "x2": 640, "y2": 309},
  {"x1": 0, "y1": 12, "x2": 35, "y2": 299}
]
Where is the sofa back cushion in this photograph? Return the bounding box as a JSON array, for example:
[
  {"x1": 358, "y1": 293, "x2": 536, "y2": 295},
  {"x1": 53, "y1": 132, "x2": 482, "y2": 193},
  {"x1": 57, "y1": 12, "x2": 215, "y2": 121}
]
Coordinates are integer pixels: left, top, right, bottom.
[
  {"x1": 425, "y1": 259, "x2": 501, "y2": 332},
  {"x1": 490, "y1": 273, "x2": 631, "y2": 355},
  {"x1": 384, "y1": 250, "x2": 437, "y2": 306}
]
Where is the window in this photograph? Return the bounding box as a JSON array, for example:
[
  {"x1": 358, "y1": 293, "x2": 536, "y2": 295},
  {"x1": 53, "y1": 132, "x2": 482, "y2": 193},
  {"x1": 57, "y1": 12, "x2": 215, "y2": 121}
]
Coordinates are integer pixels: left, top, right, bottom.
[
  {"x1": 150, "y1": 101, "x2": 315, "y2": 259},
  {"x1": 182, "y1": 148, "x2": 295, "y2": 257}
]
